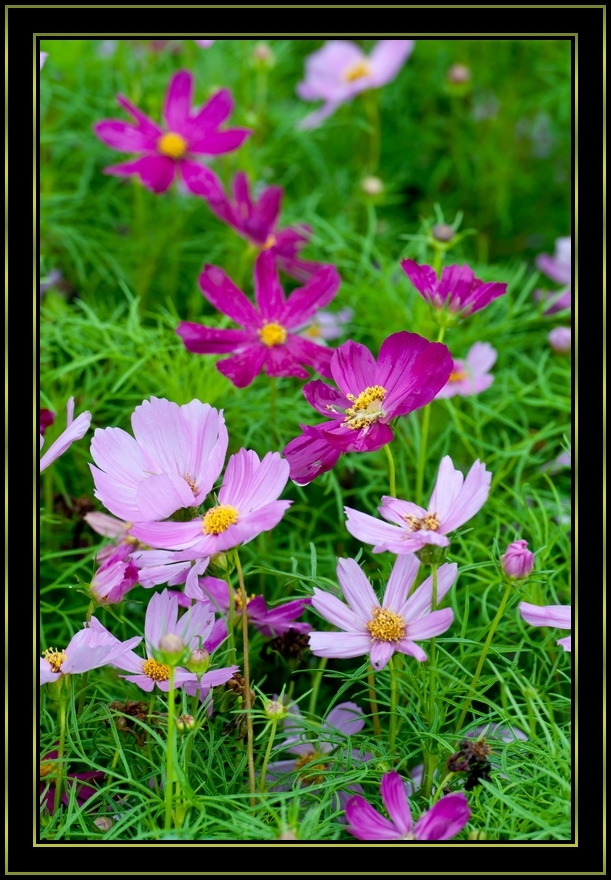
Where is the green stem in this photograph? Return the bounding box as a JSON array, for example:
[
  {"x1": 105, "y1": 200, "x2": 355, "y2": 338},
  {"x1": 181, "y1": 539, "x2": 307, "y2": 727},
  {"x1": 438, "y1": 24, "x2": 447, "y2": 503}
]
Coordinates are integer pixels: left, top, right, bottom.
[
  {"x1": 388, "y1": 656, "x2": 398, "y2": 752},
  {"x1": 52, "y1": 679, "x2": 69, "y2": 815},
  {"x1": 225, "y1": 574, "x2": 237, "y2": 666},
  {"x1": 269, "y1": 376, "x2": 278, "y2": 448},
  {"x1": 164, "y1": 666, "x2": 177, "y2": 831},
  {"x1": 258, "y1": 719, "x2": 278, "y2": 793},
  {"x1": 414, "y1": 326, "x2": 446, "y2": 506},
  {"x1": 234, "y1": 548, "x2": 256, "y2": 804},
  {"x1": 422, "y1": 564, "x2": 439, "y2": 798},
  {"x1": 383, "y1": 443, "x2": 396, "y2": 498},
  {"x1": 367, "y1": 668, "x2": 382, "y2": 738},
  {"x1": 308, "y1": 656, "x2": 328, "y2": 719},
  {"x1": 455, "y1": 580, "x2": 513, "y2": 733},
  {"x1": 362, "y1": 88, "x2": 381, "y2": 175}
]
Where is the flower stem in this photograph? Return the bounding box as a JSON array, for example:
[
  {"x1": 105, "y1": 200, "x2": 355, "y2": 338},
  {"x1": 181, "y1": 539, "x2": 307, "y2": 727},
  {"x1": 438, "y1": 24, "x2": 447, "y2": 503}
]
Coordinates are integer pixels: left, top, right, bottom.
[
  {"x1": 388, "y1": 656, "x2": 398, "y2": 751},
  {"x1": 362, "y1": 88, "x2": 381, "y2": 175},
  {"x1": 422, "y1": 564, "x2": 439, "y2": 798},
  {"x1": 367, "y1": 668, "x2": 382, "y2": 738},
  {"x1": 233, "y1": 548, "x2": 256, "y2": 804},
  {"x1": 225, "y1": 574, "x2": 237, "y2": 666},
  {"x1": 308, "y1": 656, "x2": 328, "y2": 718},
  {"x1": 455, "y1": 580, "x2": 513, "y2": 733},
  {"x1": 414, "y1": 326, "x2": 446, "y2": 506},
  {"x1": 258, "y1": 719, "x2": 279, "y2": 793},
  {"x1": 164, "y1": 667, "x2": 177, "y2": 831},
  {"x1": 383, "y1": 443, "x2": 396, "y2": 498},
  {"x1": 52, "y1": 679, "x2": 69, "y2": 815}
]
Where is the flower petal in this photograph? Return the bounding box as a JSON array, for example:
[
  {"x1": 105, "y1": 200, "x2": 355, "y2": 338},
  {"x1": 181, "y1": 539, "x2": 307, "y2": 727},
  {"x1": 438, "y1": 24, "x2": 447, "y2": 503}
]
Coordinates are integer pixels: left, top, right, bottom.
[
  {"x1": 199, "y1": 264, "x2": 260, "y2": 328},
  {"x1": 380, "y1": 771, "x2": 413, "y2": 835},
  {"x1": 413, "y1": 792, "x2": 470, "y2": 840},
  {"x1": 308, "y1": 630, "x2": 372, "y2": 659}
]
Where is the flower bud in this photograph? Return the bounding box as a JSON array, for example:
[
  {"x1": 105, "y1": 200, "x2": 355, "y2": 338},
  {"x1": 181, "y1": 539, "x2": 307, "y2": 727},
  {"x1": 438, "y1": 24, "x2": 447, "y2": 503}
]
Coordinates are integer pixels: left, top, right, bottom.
[
  {"x1": 187, "y1": 647, "x2": 210, "y2": 676},
  {"x1": 176, "y1": 714, "x2": 196, "y2": 733},
  {"x1": 447, "y1": 63, "x2": 471, "y2": 84},
  {"x1": 415, "y1": 544, "x2": 448, "y2": 566},
  {"x1": 501, "y1": 539, "x2": 534, "y2": 580},
  {"x1": 361, "y1": 175, "x2": 384, "y2": 196},
  {"x1": 264, "y1": 699, "x2": 289, "y2": 721},
  {"x1": 156, "y1": 633, "x2": 187, "y2": 666},
  {"x1": 431, "y1": 223, "x2": 455, "y2": 243},
  {"x1": 208, "y1": 552, "x2": 234, "y2": 578},
  {"x1": 253, "y1": 42, "x2": 274, "y2": 68},
  {"x1": 94, "y1": 816, "x2": 114, "y2": 831},
  {"x1": 548, "y1": 326, "x2": 571, "y2": 354}
]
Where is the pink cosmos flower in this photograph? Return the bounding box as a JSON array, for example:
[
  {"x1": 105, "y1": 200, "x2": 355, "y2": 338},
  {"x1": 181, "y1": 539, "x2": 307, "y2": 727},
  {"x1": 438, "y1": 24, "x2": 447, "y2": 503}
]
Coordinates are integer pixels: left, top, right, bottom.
[
  {"x1": 40, "y1": 617, "x2": 141, "y2": 686},
  {"x1": 176, "y1": 249, "x2": 341, "y2": 387},
  {"x1": 501, "y1": 539, "x2": 535, "y2": 580},
  {"x1": 129, "y1": 448, "x2": 291, "y2": 557},
  {"x1": 519, "y1": 602, "x2": 572, "y2": 652},
  {"x1": 435, "y1": 342, "x2": 497, "y2": 398},
  {"x1": 89, "y1": 397, "x2": 228, "y2": 522},
  {"x1": 345, "y1": 771, "x2": 470, "y2": 840},
  {"x1": 308, "y1": 555, "x2": 457, "y2": 671},
  {"x1": 89, "y1": 544, "x2": 140, "y2": 605},
  {"x1": 195, "y1": 40, "x2": 215, "y2": 48},
  {"x1": 296, "y1": 307, "x2": 353, "y2": 343},
  {"x1": 400, "y1": 259, "x2": 508, "y2": 319},
  {"x1": 39, "y1": 397, "x2": 92, "y2": 472},
  {"x1": 113, "y1": 588, "x2": 237, "y2": 693},
  {"x1": 203, "y1": 171, "x2": 325, "y2": 282},
  {"x1": 535, "y1": 236, "x2": 571, "y2": 314},
  {"x1": 94, "y1": 70, "x2": 250, "y2": 195},
  {"x1": 548, "y1": 326, "x2": 571, "y2": 353},
  {"x1": 40, "y1": 749, "x2": 105, "y2": 815},
  {"x1": 40, "y1": 51, "x2": 48, "y2": 69},
  {"x1": 283, "y1": 331, "x2": 453, "y2": 484},
  {"x1": 344, "y1": 455, "x2": 491, "y2": 554},
  {"x1": 297, "y1": 40, "x2": 415, "y2": 129}
]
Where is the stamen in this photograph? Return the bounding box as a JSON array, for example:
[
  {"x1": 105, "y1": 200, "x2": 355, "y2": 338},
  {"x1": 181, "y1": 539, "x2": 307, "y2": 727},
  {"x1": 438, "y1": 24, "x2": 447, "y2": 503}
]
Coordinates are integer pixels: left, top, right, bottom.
[
  {"x1": 342, "y1": 385, "x2": 387, "y2": 430},
  {"x1": 258, "y1": 322, "x2": 287, "y2": 347},
  {"x1": 343, "y1": 60, "x2": 372, "y2": 82},
  {"x1": 261, "y1": 234, "x2": 277, "y2": 250},
  {"x1": 157, "y1": 131, "x2": 188, "y2": 159},
  {"x1": 448, "y1": 368, "x2": 468, "y2": 383},
  {"x1": 404, "y1": 512, "x2": 441, "y2": 532},
  {"x1": 366, "y1": 606, "x2": 406, "y2": 642},
  {"x1": 41, "y1": 647, "x2": 67, "y2": 673},
  {"x1": 142, "y1": 658, "x2": 171, "y2": 681},
  {"x1": 183, "y1": 473, "x2": 198, "y2": 495},
  {"x1": 202, "y1": 504, "x2": 239, "y2": 535},
  {"x1": 294, "y1": 751, "x2": 328, "y2": 785}
]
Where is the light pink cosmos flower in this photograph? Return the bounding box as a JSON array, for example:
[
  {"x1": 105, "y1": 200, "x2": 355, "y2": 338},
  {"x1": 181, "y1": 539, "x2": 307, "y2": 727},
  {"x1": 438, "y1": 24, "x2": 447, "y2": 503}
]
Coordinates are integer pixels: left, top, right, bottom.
[
  {"x1": 435, "y1": 342, "x2": 497, "y2": 399},
  {"x1": 39, "y1": 397, "x2": 92, "y2": 472},
  {"x1": 89, "y1": 397, "x2": 228, "y2": 522},
  {"x1": 129, "y1": 448, "x2": 291, "y2": 557},
  {"x1": 177, "y1": 250, "x2": 341, "y2": 388},
  {"x1": 519, "y1": 602, "x2": 572, "y2": 652},
  {"x1": 113, "y1": 588, "x2": 237, "y2": 693},
  {"x1": 40, "y1": 617, "x2": 141, "y2": 686},
  {"x1": 94, "y1": 70, "x2": 250, "y2": 195},
  {"x1": 345, "y1": 771, "x2": 470, "y2": 840},
  {"x1": 296, "y1": 307, "x2": 353, "y2": 343},
  {"x1": 283, "y1": 331, "x2": 453, "y2": 484},
  {"x1": 309, "y1": 555, "x2": 457, "y2": 671},
  {"x1": 195, "y1": 40, "x2": 215, "y2": 48},
  {"x1": 548, "y1": 326, "x2": 571, "y2": 353},
  {"x1": 535, "y1": 236, "x2": 571, "y2": 314},
  {"x1": 401, "y1": 259, "x2": 508, "y2": 319},
  {"x1": 203, "y1": 171, "x2": 325, "y2": 282},
  {"x1": 297, "y1": 40, "x2": 415, "y2": 129},
  {"x1": 89, "y1": 544, "x2": 140, "y2": 605},
  {"x1": 344, "y1": 455, "x2": 491, "y2": 554},
  {"x1": 40, "y1": 51, "x2": 48, "y2": 69}
]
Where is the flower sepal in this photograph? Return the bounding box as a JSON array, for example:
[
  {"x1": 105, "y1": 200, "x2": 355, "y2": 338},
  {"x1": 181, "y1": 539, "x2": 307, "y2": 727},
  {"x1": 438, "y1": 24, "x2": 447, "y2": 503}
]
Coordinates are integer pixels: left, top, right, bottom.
[{"x1": 415, "y1": 544, "x2": 448, "y2": 567}]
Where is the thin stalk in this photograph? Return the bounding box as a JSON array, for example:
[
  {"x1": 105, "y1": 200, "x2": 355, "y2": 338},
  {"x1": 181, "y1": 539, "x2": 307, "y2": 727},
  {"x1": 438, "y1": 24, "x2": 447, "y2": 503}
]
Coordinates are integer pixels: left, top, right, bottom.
[
  {"x1": 388, "y1": 656, "x2": 398, "y2": 751},
  {"x1": 383, "y1": 443, "x2": 396, "y2": 498},
  {"x1": 225, "y1": 574, "x2": 237, "y2": 665},
  {"x1": 367, "y1": 668, "x2": 382, "y2": 738},
  {"x1": 233, "y1": 548, "x2": 256, "y2": 804},
  {"x1": 308, "y1": 656, "x2": 328, "y2": 718},
  {"x1": 414, "y1": 326, "x2": 447, "y2": 505},
  {"x1": 258, "y1": 719, "x2": 279, "y2": 793},
  {"x1": 52, "y1": 680, "x2": 69, "y2": 815},
  {"x1": 422, "y1": 564, "x2": 439, "y2": 798},
  {"x1": 164, "y1": 666, "x2": 177, "y2": 831},
  {"x1": 455, "y1": 580, "x2": 513, "y2": 733}
]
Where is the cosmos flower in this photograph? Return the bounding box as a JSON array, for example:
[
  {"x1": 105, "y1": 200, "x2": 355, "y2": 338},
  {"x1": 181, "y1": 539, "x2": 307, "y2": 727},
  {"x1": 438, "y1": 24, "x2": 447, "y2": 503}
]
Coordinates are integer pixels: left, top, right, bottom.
[
  {"x1": 177, "y1": 249, "x2": 341, "y2": 387},
  {"x1": 308, "y1": 555, "x2": 457, "y2": 671},
  {"x1": 548, "y1": 326, "x2": 571, "y2": 353},
  {"x1": 500, "y1": 539, "x2": 535, "y2": 580},
  {"x1": 519, "y1": 602, "x2": 572, "y2": 652},
  {"x1": 535, "y1": 236, "x2": 571, "y2": 314},
  {"x1": 345, "y1": 455, "x2": 491, "y2": 554},
  {"x1": 296, "y1": 307, "x2": 353, "y2": 343},
  {"x1": 89, "y1": 544, "x2": 140, "y2": 606},
  {"x1": 89, "y1": 397, "x2": 228, "y2": 522},
  {"x1": 297, "y1": 40, "x2": 415, "y2": 129},
  {"x1": 401, "y1": 259, "x2": 507, "y2": 320},
  {"x1": 129, "y1": 448, "x2": 291, "y2": 557},
  {"x1": 94, "y1": 70, "x2": 250, "y2": 195},
  {"x1": 39, "y1": 397, "x2": 92, "y2": 472},
  {"x1": 435, "y1": 342, "x2": 497, "y2": 398},
  {"x1": 40, "y1": 750, "x2": 104, "y2": 815},
  {"x1": 283, "y1": 331, "x2": 453, "y2": 484},
  {"x1": 344, "y1": 771, "x2": 470, "y2": 840},
  {"x1": 203, "y1": 171, "x2": 325, "y2": 282},
  {"x1": 40, "y1": 51, "x2": 48, "y2": 69},
  {"x1": 40, "y1": 618, "x2": 141, "y2": 686}
]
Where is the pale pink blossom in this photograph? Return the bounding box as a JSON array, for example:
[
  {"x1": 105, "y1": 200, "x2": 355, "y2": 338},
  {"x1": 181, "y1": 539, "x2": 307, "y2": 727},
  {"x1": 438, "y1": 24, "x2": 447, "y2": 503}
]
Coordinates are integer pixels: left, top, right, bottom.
[
  {"x1": 435, "y1": 342, "x2": 497, "y2": 398},
  {"x1": 39, "y1": 397, "x2": 92, "y2": 472},
  {"x1": 519, "y1": 602, "x2": 572, "y2": 652}
]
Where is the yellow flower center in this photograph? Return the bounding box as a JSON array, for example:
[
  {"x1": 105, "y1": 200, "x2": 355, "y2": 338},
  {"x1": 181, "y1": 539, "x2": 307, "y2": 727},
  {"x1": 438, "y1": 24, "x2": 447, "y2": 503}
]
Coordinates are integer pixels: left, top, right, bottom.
[
  {"x1": 343, "y1": 59, "x2": 372, "y2": 82},
  {"x1": 404, "y1": 512, "x2": 441, "y2": 532},
  {"x1": 142, "y1": 658, "x2": 171, "y2": 682},
  {"x1": 157, "y1": 131, "x2": 188, "y2": 159},
  {"x1": 261, "y1": 234, "x2": 277, "y2": 250},
  {"x1": 40, "y1": 761, "x2": 57, "y2": 778},
  {"x1": 258, "y1": 322, "x2": 287, "y2": 347},
  {"x1": 304, "y1": 325, "x2": 322, "y2": 338},
  {"x1": 42, "y1": 647, "x2": 67, "y2": 673},
  {"x1": 366, "y1": 607, "x2": 406, "y2": 642},
  {"x1": 342, "y1": 385, "x2": 387, "y2": 430},
  {"x1": 448, "y1": 369, "x2": 468, "y2": 383},
  {"x1": 202, "y1": 504, "x2": 240, "y2": 535},
  {"x1": 294, "y1": 751, "x2": 328, "y2": 786},
  {"x1": 233, "y1": 589, "x2": 256, "y2": 611}
]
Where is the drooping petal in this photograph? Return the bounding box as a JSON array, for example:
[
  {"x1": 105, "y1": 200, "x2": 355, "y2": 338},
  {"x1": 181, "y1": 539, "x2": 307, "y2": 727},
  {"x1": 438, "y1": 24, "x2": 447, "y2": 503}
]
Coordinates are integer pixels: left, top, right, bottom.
[
  {"x1": 104, "y1": 155, "x2": 176, "y2": 193},
  {"x1": 262, "y1": 341, "x2": 310, "y2": 379},
  {"x1": 369, "y1": 640, "x2": 396, "y2": 671},
  {"x1": 283, "y1": 426, "x2": 341, "y2": 485},
  {"x1": 216, "y1": 345, "x2": 269, "y2": 388}
]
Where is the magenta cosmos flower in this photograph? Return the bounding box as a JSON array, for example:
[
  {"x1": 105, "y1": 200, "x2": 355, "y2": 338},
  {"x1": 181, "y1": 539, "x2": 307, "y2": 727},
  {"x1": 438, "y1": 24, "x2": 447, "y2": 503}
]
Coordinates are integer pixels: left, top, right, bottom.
[
  {"x1": 283, "y1": 331, "x2": 452, "y2": 484},
  {"x1": 40, "y1": 617, "x2": 141, "y2": 686},
  {"x1": 345, "y1": 455, "x2": 491, "y2": 554},
  {"x1": 519, "y1": 602, "x2": 572, "y2": 652},
  {"x1": 89, "y1": 397, "x2": 228, "y2": 522},
  {"x1": 39, "y1": 397, "x2": 92, "y2": 472},
  {"x1": 401, "y1": 259, "x2": 508, "y2": 320},
  {"x1": 345, "y1": 771, "x2": 470, "y2": 841},
  {"x1": 176, "y1": 249, "x2": 341, "y2": 388},
  {"x1": 309, "y1": 555, "x2": 457, "y2": 671},
  {"x1": 297, "y1": 40, "x2": 415, "y2": 129},
  {"x1": 94, "y1": 70, "x2": 250, "y2": 195},
  {"x1": 204, "y1": 171, "x2": 325, "y2": 282},
  {"x1": 113, "y1": 588, "x2": 237, "y2": 693},
  {"x1": 130, "y1": 448, "x2": 291, "y2": 556},
  {"x1": 435, "y1": 341, "x2": 497, "y2": 399},
  {"x1": 535, "y1": 236, "x2": 571, "y2": 314}
]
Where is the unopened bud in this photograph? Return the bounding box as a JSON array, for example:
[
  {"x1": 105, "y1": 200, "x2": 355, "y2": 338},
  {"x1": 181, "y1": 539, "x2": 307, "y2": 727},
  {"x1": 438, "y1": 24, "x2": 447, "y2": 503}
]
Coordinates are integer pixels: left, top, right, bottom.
[
  {"x1": 361, "y1": 176, "x2": 384, "y2": 196},
  {"x1": 447, "y1": 63, "x2": 471, "y2": 84},
  {"x1": 157, "y1": 633, "x2": 187, "y2": 666},
  {"x1": 264, "y1": 699, "x2": 289, "y2": 721},
  {"x1": 468, "y1": 829, "x2": 487, "y2": 840},
  {"x1": 501, "y1": 539, "x2": 535, "y2": 580},
  {"x1": 176, "y1": 714, "x2": 196, "y2": 732},
  {"x1": 253, "y1": 42, "x2": 274, "y2": 67},
  {"x1": 415, "y1": 544, "x2": 448, "y2": 567},
  {"x1": 94, "y1": 816, "x2": 114, "y2": 832},
  {"x1": 278, "y1": 828, "x2": 298, "y2": 840},
  {"x1": 187, "y1": 647, "x2": 210, "y2": 675},
  {"x1": 208, "y1": 552, "x2": 234, "y2": 578},
  {"x1": 432, "y1": 223, "x2": 455, "y2": 243}
]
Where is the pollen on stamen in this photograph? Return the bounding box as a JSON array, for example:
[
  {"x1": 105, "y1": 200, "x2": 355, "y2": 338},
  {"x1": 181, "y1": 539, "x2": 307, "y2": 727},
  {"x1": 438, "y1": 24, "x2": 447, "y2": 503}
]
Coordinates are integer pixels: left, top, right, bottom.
[
  {"x1": 202, "y1": 504, "x2": 240, "y2": 535},
  {"x1": 404, "y1": 512, "x2": 441, "y2": 532},
  {"x1": 343, "y1": 60, "x2": 372, "y2": 82},
  {"x1": 183, "y1": 473, "x2": 198, "y2": 495},
  {"x1": 142, "y1": 658, "x2": 171, "y2": 682},
  {"x1": 42, "y1": 647, "x2": 67, "y2": 673},
  {"x1": 157, "y1": 131, "x2": 188, "y2": 159},
  {"x1": 261, "y1": 234, "x2": 277, "y2": 250},
  {"x1": 366, "y1": 607, "x2": 406, "y2": 642},
  {"x1": 258, "y1": 321, "x2": 287, "y2": 347},
  {"x1": 342, "y1": 385, "x2": 387, "y2": 430}
]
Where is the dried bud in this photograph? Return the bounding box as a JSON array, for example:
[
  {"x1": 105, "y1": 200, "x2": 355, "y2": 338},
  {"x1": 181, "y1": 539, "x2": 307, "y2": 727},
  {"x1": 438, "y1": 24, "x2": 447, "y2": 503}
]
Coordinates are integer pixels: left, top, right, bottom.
[
  {"x1": 94, "y1": 816, "x2": 114, "y2": 832},
  {"x1": 501, "y1": 539, "x2": 535, "y2": 580}
]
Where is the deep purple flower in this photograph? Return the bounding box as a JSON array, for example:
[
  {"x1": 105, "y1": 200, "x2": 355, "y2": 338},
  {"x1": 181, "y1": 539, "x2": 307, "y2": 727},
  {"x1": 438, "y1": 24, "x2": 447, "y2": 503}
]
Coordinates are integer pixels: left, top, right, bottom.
[
  {"x1": 40, "y1": 397, "x2": 92, "y2": 472},
  {"x1": 519, "y1": 602, "x2": 572, "y2": 652},
  {"x1": 40, "y1": 749, "x2": 104, "y2": 815},
  {"x1": 309, "y1": 555, "x2": 457, "y2": 671},
  {"x1": 297, "y1": 40, "x2": 415, "y2": 129},
  {"x1": 203, "y1": 171, "x2": 325, "y2": 282},
  {"x1": 283, "y1": 331, "x2": 453, "y2": 484},
  {"x1": 435, "y1": 342, "x2": 497, "y2": 399},
  {"x1": 501, "y1": 539, "x2": 535, "y2": 580},
  {"x1": 345, "y1": 455, "x2": 491, "y2": 554},
  {"x1": 94, "y1": 70, "x2": 250, "y2": 195},
  {"x1": 401, "y1": 259, "x2": 507, "y2": 319},
  {"x1": 535, "y1": 236, "x2": 571, "y2": 314},
  {"x1": 177, "y1": 250, "x2": 341, "y2": 387}
]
